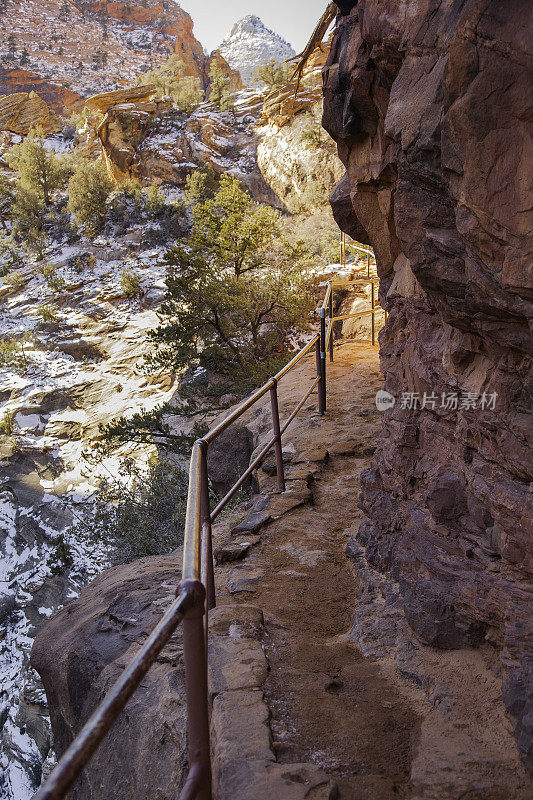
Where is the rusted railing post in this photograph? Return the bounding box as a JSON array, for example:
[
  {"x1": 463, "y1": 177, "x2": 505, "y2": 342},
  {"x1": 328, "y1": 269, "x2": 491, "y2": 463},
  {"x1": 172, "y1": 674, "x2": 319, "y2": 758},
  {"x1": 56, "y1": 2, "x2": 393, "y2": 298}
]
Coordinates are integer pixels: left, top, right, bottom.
[
  {"x1": 269, "y1": 379, "x2": 285, "y2": 492},
  {"x1": 371, "y1": 281, "x2": 376, "y2": 346},
  {"x1": 199, "y1": 441, "x2": 216, "y2": 612},
  {"x1": 328, "y1": 281, "x2": 334, "y2": 362},
  {"x1": 180, "y1": 580, "x2": 212, "y2": 800},
  {"x1": 315, "y1": 337, "x2": 324, "y2": 416},
  {"x1": 319, "y1": 308, "x2": 326, "y2": 414}
]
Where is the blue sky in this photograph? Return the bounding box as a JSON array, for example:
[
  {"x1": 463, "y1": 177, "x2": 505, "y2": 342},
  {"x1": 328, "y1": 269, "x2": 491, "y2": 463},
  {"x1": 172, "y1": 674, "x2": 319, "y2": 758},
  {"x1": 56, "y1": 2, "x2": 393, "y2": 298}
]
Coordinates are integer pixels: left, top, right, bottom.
[{"x1": 178, "y1": 0, "x2": 330, "y2": 54}]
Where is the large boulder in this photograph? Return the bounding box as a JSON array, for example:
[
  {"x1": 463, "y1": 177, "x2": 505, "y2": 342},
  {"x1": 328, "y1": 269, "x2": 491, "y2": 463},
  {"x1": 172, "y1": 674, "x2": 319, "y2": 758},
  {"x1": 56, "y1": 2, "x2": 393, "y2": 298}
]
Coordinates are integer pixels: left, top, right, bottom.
[
  {"x1": 207, "y1": 424, "x2": 254, "y2": 496},
  {"x1": 0, "y1": 91, "x2": 61, "y2": 135},
  {"x1": 31, "y1": 552, "x2": 188, "y2": 800},
  {"x1": 322, "y1": 0, "x2": 533, "y2": 770}
]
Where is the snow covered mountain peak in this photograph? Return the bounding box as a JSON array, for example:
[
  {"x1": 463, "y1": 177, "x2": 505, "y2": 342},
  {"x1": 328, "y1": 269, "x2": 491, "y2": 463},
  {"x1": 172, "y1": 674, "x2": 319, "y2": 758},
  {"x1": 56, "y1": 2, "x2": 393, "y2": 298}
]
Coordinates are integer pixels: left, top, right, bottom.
[{"x1": 219, "y1": 15, "x2": 296, "y2": 87}]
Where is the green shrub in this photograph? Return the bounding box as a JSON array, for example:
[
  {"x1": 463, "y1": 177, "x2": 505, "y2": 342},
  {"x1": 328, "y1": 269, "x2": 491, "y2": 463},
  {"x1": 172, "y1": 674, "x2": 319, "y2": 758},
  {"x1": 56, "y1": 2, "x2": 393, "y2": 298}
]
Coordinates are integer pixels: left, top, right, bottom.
[
  {"x1": 300, "y1": 113, "x2": 324, "y2": 148},
  {"x1": 6, "y1": 126, "x2": 68, "y2": 206},
  {"x1": 3, "y1": 270, "x2": 27, "y2": 292},
  {"x1": 37, "y1": 303, "x2": 58, "y2": 322},
  {"x1": 208, "y1": 63, "x2": 234, "y2": 111},
  {"x1": 120, "y1": 268, "x2": 142, "y2": 298},
  {"x1": 0, "y1": 233, "x2": 24, "y2": 272},
  {"x1": 145, "y1": 182, "x2": 166, "y2": 217},
  {"x1": 90, "y1": 456, "x2": 188, "y2": 563},
  {"x1": 38, "y1": 263, "x2": 67, "y2": 291},
  {"x1": 137, "y1": 55, "x2": 203, "y2": 112},
  {"x1": 0, "y1": 337, "x2": 27, "y2": 371},
  {"x1": 67, "y1": 160, "x2": 113, "y2": 235},
  {"x1": 255, "y1": 59, "x2": 293, "y2": 89},
  {"x1": 0, "y1": 409, "x2": 16, "y2": 436},
  {"x1": 47, "y1": 533, "x2": 74, "y2": 575},
  {"x1": 185, "y1": 166, "x2": 218, "y2": 203}
]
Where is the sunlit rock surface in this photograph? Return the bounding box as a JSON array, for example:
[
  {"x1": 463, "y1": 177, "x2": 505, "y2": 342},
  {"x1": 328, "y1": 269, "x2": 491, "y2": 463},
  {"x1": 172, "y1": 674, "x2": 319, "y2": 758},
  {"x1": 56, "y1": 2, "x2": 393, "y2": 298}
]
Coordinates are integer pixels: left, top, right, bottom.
[{"x1": 323, "y1": 0, "x2": 532, "y2": 770}]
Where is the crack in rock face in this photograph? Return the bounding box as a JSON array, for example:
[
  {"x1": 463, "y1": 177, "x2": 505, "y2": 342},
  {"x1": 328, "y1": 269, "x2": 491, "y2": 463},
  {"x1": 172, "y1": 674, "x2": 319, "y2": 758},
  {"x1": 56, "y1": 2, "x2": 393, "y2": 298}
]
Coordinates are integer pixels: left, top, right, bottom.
[{"x1": 322, "y1": 0, "x2": 533, "y2": 772}]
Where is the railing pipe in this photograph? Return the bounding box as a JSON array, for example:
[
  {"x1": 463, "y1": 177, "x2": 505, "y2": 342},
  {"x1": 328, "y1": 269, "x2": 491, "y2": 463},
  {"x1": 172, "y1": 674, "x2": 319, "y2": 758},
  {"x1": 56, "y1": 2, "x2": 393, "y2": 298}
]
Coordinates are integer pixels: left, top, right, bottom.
[
  {"x1": 328, "y1": 281, "x2": 334, "y2": 362},
  {"x1": 180, "y1": 579, "x2": 212, "y2": 800},
  {"x1": 203, "y1": 380, "x2": 274, "y2": 445},
  {"x1": 274, "y1": 334, "x2": 319, "y2": 381},
  {"x1": 269, "y1": 379, "x2": 285, "y2": 492},
  {"x1": 280, "y1": 376, "x2": 320, "y2": 435},
  {"x1": 199, "y1": 441, "x2": 216, "y2": 612},
  {"x1": 371, "y1": 282, "x2": 376, "y2": 346},
  {"x1": 210, "y1": 433, "x2": 278, "y2": 522},
  {"x1": 319, "y1": 307, "x2": 327, "y2": 413},
  {"x1": 182, "y1": 442, "x2": 203, "y2": 582}
]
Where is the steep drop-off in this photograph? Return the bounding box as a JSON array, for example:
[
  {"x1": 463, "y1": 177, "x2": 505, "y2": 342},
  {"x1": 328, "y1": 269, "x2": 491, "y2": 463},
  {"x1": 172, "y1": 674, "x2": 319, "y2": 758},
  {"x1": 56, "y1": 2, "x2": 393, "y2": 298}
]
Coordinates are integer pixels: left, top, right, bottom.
[{"x1": 322, "y1": 0, "x2": 532, "y2": 770}]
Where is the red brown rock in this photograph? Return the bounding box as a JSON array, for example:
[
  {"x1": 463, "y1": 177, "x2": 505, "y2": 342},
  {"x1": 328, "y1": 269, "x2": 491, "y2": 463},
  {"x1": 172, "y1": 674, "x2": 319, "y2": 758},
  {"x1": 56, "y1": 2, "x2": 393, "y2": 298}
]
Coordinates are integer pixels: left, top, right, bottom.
[
  {"x1": 0, "y1": 69, "x2": 82, "y2": 115},
  {"x1": 0, "y1": 91, "x2": 62, "y2": 134},
  {"x1": 322, "y1": 0, "x2": 533, "y2": 770}
]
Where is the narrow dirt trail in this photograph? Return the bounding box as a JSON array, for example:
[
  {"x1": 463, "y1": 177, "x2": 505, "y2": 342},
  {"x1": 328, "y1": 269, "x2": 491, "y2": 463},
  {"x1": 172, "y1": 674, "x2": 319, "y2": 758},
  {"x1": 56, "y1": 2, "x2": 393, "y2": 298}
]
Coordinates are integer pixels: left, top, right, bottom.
[
  {"x1": 217, "y1": 343, "x2": 420, "y2": 798},
  {"x1": 213, "y1": 340, "x2": 533, "y2": 800}
]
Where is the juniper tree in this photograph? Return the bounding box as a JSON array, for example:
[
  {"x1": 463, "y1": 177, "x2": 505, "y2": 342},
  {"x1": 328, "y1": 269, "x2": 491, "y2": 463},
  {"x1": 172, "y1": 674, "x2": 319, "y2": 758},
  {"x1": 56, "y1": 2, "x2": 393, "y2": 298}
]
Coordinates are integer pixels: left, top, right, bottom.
[
  {"x1": 149, "y1": 174, "x2": 314, "y2": 376},
  {"x1": 184, "y1": 165, "x2": 218, "y2": 203},
  {"x1": 67, "y1": 160, "x2": 113, "y2": 235},
  {"x1": 208, "y1": 63, "x2": 233, "y2": 111},
  {"x1": 255, "y1": 59, "x2": 292, "y2": 89},
  {"x1": 7, "y1": 127, "x2": 67, "y2": 207},
  {"x1": 137, "y1": 55, "x2": 203, "y2": 112}
]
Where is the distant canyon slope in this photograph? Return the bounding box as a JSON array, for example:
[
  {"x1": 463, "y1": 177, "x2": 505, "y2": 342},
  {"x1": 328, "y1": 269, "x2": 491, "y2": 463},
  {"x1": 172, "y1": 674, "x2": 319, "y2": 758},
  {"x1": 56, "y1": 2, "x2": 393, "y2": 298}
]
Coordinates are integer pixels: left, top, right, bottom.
[{"x1": 0, "y1": 0, "x2": 241, "y2": 112}]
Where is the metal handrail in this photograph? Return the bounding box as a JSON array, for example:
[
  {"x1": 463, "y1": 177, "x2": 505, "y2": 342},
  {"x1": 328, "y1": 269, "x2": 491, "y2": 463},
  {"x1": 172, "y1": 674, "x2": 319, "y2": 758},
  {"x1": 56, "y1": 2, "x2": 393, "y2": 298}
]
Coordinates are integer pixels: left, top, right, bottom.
[{"x1": 33, "y1": 273, "x2": 384, "y2": 800}]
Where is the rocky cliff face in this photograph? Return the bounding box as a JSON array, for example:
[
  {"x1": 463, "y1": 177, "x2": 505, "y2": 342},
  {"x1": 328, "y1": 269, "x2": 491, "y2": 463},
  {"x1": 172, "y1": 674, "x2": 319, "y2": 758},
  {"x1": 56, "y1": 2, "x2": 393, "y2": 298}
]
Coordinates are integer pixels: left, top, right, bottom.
[
  {"x1": 256, "y1": 45, "x2": 344, "y2": 212},
  {"x1": 219, "y1": 15, "x2": 295, "y2": 87},
  {"x1": 0, "y1": 1, "x2": 237, "y2": 103},
  {"x1": 322, "y1": 0, "x2": 532, "y2": 770}
]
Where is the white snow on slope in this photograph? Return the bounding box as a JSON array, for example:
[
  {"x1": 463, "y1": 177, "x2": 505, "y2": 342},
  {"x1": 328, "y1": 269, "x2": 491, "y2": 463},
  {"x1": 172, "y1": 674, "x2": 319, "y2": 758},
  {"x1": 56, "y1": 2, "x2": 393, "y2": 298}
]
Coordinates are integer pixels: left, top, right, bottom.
[{"x1": 219, "y1": 15, "x2": 295, "y2": 87}]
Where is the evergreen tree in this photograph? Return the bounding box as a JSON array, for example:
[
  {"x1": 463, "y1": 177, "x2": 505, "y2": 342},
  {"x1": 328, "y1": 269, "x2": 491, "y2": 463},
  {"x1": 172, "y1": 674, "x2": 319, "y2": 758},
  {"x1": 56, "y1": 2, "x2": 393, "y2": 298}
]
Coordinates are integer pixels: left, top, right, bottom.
[
  {"x1": 150, "y1": 175, "x2": 313, "y2": 375},
  {"x1": 184, "y1": 166, "x2": 218, "y2": 203},
  {"x1": 138, "y1": 55, "x2": 203, "y2": 112},
  {"x1": 208, "y1": 63, "x2": 233, "y2": 111},
  {"x1": 6, "y1": 127, "x2": 67, "y2": 207},
  {"x1": 0, "y1": 174, "x2": 14, "y2": 229},
  {"x1": 255, "y1": 59, "x2": 292, "y2": 89},
  {"x1": 67, "y1": 160, "x2": 113, "y2": 235},
  {"x1": 20, "y1": 48, "x2": 29, "y2": 65}
]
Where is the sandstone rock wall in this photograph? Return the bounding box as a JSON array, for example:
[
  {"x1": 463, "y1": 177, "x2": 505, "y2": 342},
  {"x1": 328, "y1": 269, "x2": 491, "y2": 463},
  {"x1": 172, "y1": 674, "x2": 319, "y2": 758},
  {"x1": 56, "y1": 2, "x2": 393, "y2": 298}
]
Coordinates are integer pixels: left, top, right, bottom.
[
  {"x1": 257, "y1": 45, "x2": 344, "y2": 212},
  {"x1": 322, "y1": 0, "x2": 533, "y2": 769},
  {"x1": 0, "y1": 70, "x2": 82, "y2": 116}
]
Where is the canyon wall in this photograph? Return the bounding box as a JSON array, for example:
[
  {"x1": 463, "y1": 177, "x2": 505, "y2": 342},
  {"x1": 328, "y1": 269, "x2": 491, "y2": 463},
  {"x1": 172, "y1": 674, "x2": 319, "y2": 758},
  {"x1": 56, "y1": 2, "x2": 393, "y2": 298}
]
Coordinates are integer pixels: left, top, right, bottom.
[
  {"x1": 0, "y1": 1, "x2": 239, "y2": 101},
  {"x1": 322, "y1": 0, "x2": 532, "y2": 769}
]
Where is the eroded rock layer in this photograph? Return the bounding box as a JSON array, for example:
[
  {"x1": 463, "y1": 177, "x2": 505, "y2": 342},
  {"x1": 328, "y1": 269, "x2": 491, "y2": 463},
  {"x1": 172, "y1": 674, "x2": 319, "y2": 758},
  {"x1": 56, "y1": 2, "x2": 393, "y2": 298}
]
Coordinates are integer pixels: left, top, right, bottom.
[{"x1": 322, "y1": 0, "x2": 533, "y2": 769}]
